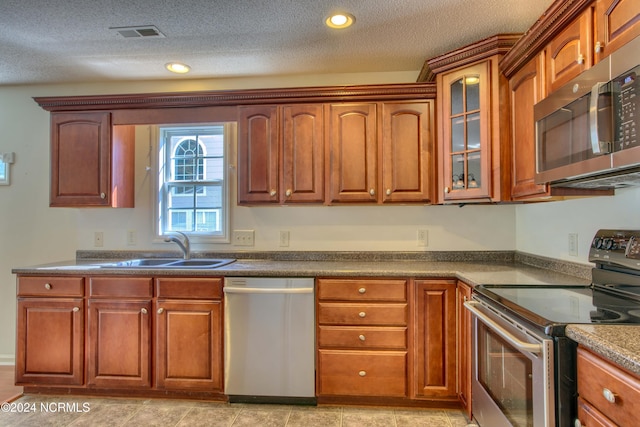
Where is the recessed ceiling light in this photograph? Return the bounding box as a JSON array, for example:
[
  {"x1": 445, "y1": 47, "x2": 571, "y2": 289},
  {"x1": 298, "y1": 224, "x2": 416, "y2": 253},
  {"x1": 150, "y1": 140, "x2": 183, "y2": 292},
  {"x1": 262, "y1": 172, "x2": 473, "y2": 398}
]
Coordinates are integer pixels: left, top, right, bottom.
[
  {"x1": 165, "y1": 62, "x2": 191, "y2": 74},
  {"x1": 325, "y1": 13, "x2": 355, "y2": 29}
]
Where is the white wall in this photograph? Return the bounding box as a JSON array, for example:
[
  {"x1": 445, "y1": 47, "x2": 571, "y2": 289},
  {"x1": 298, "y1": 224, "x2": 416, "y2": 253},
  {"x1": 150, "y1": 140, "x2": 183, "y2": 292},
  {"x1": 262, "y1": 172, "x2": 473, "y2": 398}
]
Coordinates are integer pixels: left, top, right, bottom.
[{"x1": 1, "y1": 71, "x2": 637, "y2": 362}]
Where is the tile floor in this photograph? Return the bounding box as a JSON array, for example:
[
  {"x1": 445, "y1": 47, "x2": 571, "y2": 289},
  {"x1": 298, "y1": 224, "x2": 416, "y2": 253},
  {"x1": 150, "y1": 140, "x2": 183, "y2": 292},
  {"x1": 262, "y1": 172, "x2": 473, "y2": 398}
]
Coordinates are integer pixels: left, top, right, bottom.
[{"x1": 0, "y1": 394, "x2": 476, "y2": 427}]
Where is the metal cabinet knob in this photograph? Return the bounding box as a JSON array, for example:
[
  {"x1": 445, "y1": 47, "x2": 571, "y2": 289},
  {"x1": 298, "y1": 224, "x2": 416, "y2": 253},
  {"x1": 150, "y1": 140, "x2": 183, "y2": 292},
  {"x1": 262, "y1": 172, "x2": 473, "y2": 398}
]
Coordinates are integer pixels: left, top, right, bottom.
[
  {"x1": 595, "y1": 41, "x2": 603, "y2": 53},
  {"x1": 386, "y1": 189, "x2": 391, "y2": 196},
  {"x1": 141, "y1": 308, "x2": 148, "y2": 315},
  {"x1": 602, "y1": 387, "x2": 616, "y2": 403},
  {"x1": 44, "y1": 283, "x2": 52, "y2": 290},
  {"x1": 574, "y1": 419, "x2": 584, "y2": 427},
  {"x1": 285, "y1": 189, "x2": 292, "y2": 197},
  {"x1": 157, "y1": 308, "x2": 164, "y2": 314},
  {"x1": 369, "y1": 188, "x2": 375, "y2": 196},
  {"x1": 577, "y1": 54, "x2": 585, "y2": 65},
  {"x1": 444, "y1": 186, "x2": 450, "y2": 194},
  {"x1": 100, "y1": 192, "x2": 106, "y2": 199},
  {"x1": 72, "y1": 307, "x2": 80, "y2": 312},
  {"x1": 358, "y1": 312, "x2": 366, "y2": 318},
  {"x1": 269, "y1": 189, "x2": 277, "y2": 197},
  {"x1": 358, "y1": 287, "x2": 366, "y2": 294},
  {"x1": 358, "y1": 334, "x2": 366, "y2": 341},
  {"x1": 358, "y1": 371, "x2": 366, "y2": 377}
]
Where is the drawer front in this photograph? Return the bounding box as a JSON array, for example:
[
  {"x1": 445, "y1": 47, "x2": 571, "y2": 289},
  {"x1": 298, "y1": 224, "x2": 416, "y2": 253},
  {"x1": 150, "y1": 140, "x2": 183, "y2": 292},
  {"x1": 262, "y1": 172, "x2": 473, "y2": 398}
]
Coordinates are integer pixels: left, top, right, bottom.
[
  {"x1": 155, "y1": 277, "x2": 223, "y2": 299},
  {"x1": 318, "y1": 326, "x2": 406, "y2": 350},
  {"x1": 317, "y1": 279, "x2": 407, "y2": 302},
  {"x1": 318, "y1": 350, "x2": 407, "y2": 397},
  {"x1": 18, "y1": 276, "x2": 84, "y2": 297},
  {"x1": 577, "y1": 347, "x2": 640, "y2": 427},
  {"x1": 89, "y1": 277, "x2": 153, "y2": 298},
  {"x1": 318, "y1": 303, "x2": 407, "y2": 326}
]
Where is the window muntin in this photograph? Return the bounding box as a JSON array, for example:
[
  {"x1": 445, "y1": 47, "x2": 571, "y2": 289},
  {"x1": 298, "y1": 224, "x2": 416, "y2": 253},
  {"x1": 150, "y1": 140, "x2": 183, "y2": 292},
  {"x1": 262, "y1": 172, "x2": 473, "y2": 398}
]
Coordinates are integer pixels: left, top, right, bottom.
[{"x1": 157, "y1": 125, "x2": 229, "y2": 239}]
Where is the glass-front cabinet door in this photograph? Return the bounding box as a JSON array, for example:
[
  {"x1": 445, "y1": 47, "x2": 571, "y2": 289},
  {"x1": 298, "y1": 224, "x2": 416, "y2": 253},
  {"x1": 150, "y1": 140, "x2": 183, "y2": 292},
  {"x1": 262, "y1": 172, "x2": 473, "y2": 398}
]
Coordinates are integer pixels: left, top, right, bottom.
[{"x1": 441, "y1": 62, "x2": 491, "y2": 202}]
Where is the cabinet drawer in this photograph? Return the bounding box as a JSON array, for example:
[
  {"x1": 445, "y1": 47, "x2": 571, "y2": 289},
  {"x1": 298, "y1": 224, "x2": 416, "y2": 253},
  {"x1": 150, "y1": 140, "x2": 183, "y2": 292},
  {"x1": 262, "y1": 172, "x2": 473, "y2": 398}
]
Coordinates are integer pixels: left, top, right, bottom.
[
  {"x1": 155, "y1": 277, "x2": 223, "y2": 299},
  {"x1": 318, "y1": 303, "x2": 407, "y2": 326},
  {"x1": 89, "y1": 277, "x2": 153, "y2": 298},
  {"x1": 318, "y1": 350, "x2": 407, "y2": 397},
  {"x1": 317, "y1": 279, "x2": 407, "y2": 301},
  {"x1": 577, "y1": 347, "x2": 640, "y2": 427},
  {"x1": 318, "y1": 326, "x2": 406, "y2": 350},
  {"x1": 18, "y1": 276, "x2": 84, "y2": 297}
]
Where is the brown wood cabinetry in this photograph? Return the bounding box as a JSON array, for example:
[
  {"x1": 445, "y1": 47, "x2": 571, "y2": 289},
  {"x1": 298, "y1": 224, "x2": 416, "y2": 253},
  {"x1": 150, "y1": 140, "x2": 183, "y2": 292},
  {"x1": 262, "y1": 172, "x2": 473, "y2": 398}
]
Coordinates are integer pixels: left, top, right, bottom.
[
  {"x1": 87, "y1": 277, "x2": 153, "y2": 389},
  {"x1": 456, "y1": 281, "x2": 472, "y2": 418},
  {"x1": 413, "y1": 279, "x2": 457, "y2": 400},
  {"x1": 545, "y1": 8, "x2": 594, "y2": 94},
  {"x1": 16, "y1": 276, "x2": 84, "y2": 386},
  {"x1": 316, "y1": 278, "x2": 408, "y2": 399},
  {"x1": 154, "y1": 278, "x2": 224, "y2": 392},
  {"x1": 576, "y1": 346, "x2": 640, "y2": 427},
  {"x1": 237, "y1": 104, "x2": 324, "y2": 204},
  {"x1": 50, "y1": 112, "x2": 134, "y2": 207},
  {"x1": 594, "y1": 0, "x2": 640, "y2": 63}
]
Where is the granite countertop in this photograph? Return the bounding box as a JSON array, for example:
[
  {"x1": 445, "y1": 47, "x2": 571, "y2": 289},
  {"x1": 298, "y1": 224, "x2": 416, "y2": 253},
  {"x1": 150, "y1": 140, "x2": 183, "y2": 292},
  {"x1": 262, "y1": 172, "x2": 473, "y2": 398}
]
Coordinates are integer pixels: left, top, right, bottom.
[{"x1": 566, "y1": 324, "x2": 640, "y2": 377}]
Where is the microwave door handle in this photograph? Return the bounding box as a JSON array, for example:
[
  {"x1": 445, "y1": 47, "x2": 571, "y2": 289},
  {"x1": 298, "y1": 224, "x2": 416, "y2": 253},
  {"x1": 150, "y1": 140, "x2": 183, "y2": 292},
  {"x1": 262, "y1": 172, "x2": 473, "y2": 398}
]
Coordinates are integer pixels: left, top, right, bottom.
[
  {"x1": 464, "y1": 301, "x2": 542, "y2": 354},
  {"x1": 589, "y1": 81, "x2": 610, "y2": 155}
]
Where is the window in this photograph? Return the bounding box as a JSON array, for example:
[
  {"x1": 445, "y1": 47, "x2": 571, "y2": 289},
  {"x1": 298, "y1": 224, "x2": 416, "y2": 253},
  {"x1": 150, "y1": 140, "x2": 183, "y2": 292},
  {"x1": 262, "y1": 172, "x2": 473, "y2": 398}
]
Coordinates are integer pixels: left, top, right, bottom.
[{"x1": 156, "y1": 124, "x2": 231, "y2": 241}]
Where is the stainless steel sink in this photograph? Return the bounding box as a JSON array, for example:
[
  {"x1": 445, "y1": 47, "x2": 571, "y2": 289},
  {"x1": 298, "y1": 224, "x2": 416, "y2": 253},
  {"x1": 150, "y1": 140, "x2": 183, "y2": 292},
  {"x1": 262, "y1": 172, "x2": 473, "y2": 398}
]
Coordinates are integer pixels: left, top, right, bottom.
[{"x1": 99, "y1": 258, "x2": 236, "y2": 269}]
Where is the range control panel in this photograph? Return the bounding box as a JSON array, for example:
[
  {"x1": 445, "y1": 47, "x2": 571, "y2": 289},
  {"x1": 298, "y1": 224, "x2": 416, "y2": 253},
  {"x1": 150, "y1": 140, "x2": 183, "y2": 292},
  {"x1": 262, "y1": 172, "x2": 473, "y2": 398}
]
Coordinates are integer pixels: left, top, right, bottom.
[{"x1": 590, "y1": 229, "x2": 640, "y2": 269}]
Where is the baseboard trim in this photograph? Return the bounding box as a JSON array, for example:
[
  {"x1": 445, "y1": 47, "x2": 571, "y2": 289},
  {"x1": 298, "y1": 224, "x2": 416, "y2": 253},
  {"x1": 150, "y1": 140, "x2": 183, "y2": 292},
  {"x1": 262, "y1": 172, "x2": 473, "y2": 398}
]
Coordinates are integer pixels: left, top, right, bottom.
[{"x1": 0, "y1": 354, "x2": 15, "y2": 366}]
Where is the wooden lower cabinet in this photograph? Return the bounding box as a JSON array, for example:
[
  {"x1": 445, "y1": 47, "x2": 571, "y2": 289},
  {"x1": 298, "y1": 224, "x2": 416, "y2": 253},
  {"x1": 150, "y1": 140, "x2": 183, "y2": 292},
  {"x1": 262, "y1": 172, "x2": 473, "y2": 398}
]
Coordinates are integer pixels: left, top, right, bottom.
[
  {"x1": 413, "y1": 279, "x2": 457, "y2": 400},
  {"x1": 456, "y1": 281, "x2": 472, "y2": 418}
]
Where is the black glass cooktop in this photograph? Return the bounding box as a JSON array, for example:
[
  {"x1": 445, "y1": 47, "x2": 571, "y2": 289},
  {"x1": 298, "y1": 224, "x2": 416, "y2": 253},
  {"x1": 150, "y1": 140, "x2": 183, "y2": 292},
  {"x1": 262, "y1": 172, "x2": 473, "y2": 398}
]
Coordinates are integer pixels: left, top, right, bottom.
[{"x1": 475, "y1": 284, "x2": 640, "y2": 335}]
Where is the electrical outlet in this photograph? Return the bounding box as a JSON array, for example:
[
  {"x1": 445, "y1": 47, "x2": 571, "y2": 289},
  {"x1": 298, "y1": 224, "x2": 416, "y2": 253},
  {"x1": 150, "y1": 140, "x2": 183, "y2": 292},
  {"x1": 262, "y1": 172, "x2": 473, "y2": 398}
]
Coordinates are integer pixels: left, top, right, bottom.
[
  {"x1": 279, "y1": 230, "x2": 290, "y2": 247},
  {"x1": 94, "y1": 231, "x2": 104, "y2": 247},
  {"x1": 568, "y1": 233, "x2": 578, "y2": 256},
  {"x1": 233, "y1": 230, "x2": 255, "y2": 246},
  {"x1": 126, "y1": 230, "x2": 137, "y2": 246},
  {"x1": 417, "y1": 229, "x2": 429, "y2": 247}
]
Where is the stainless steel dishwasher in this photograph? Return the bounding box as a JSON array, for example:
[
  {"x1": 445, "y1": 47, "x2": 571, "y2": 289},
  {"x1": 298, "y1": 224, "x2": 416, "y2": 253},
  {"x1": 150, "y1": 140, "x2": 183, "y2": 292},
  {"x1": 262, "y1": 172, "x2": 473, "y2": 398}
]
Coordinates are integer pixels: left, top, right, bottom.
[{"x1": 223, "y1": 277, "x2": 316, "y2": 404}]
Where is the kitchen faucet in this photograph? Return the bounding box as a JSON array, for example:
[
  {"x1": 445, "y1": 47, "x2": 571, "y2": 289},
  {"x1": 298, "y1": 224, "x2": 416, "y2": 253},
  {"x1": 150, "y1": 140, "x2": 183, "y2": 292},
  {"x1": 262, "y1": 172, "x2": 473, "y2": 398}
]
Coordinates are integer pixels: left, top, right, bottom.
[{"x1": 164, "y1": 231, "x2": 191, "y2": 259}]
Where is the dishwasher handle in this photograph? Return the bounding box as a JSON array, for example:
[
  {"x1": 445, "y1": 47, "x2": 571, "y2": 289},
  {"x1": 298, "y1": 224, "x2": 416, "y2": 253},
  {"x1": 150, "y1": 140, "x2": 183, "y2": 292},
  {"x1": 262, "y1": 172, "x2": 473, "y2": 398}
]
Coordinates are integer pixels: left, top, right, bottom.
[{"x1": 224, "y1": 287, "x2": 314, "y2": 294}]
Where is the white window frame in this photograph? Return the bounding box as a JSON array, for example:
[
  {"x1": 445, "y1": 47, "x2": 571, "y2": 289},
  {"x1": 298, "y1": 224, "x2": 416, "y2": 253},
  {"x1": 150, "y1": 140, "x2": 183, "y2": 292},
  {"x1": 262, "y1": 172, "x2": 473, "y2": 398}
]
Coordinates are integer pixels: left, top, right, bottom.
[{"x1": 152, "y1": 123, "x2": 232, "y2": 243}]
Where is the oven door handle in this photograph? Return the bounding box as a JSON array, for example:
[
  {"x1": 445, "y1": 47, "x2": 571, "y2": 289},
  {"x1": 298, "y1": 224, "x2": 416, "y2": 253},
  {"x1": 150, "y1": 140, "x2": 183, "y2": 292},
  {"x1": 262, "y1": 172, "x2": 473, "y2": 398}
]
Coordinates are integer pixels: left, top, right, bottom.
[{"x1": 464, "y1": 301, "x2": 543, "y2": 354}]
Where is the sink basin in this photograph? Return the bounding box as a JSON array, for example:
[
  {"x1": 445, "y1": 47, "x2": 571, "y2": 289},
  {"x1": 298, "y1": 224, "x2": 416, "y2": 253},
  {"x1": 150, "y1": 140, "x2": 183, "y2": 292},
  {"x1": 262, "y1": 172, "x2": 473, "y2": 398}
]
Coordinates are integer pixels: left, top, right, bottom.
[{"x1": 100, "y1": 258, "x2": 236, "y2": 269}]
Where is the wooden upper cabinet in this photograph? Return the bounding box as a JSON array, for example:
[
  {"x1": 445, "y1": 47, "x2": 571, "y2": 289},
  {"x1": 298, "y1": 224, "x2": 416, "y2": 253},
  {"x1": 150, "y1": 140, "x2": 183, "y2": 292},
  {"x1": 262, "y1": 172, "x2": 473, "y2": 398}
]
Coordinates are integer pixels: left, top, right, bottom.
[
  {"x1": 328, "y1": 103, "x2": 379, "y2": 203},
  {"x1": 381, "y1": 102, "x2": 433, "y2": 203},
  {"x1": 509, "y1": 54, "x2": 550, "y2": 200},
  {"x1": 282, "y1": 104, "x2": 325, "y2": 203},
  {"x1": 545, "y1": 8, "x2": 593, "y2": 94},
  {"x1": 237, "y1": 105, "x2": 280, "y2": 204},
  {"x1": 594, "y1": 0, "x2": 640, "y2": 63},
  {"x1": 50, "y1": 112, "x2": 134, "y2": 208}
]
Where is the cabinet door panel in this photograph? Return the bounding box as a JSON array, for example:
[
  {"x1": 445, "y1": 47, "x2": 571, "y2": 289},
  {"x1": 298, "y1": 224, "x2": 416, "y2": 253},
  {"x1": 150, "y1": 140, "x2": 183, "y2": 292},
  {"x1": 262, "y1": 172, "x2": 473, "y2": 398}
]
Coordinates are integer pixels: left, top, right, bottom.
[
  {"x1": 282, "y1": 104, "x2": 325, "y2": 203},
  {"x1": 51, "y1": 112, "x2": 111, "y2": 207},
  {"x1": 16, "y1": 298, "x2": 84, "y2": 385},
  {"x1": 328, "y1": 103, "x2": 378, "y2": 202},
  {"x1": 382, "y1": 102, "x2": 433, "y2": 203},
  {"x1": 87, "y1": 299, "x2": 151, "y2": 388},
  {"x1": 414, "y1": 280, "x2": 457, "y2": 398},
  {"x1": 595, "y1": 0, "x2": 640, "y2": 63},
  {"x1": 238, "y1": 106, "x2": 279, "y2": 204},
  {"x1": 155, "y1": 300, "x2": 223, "y2": 391},
  {"x1": 546, "y1": 10, "x2": 592, "y2": 93}
]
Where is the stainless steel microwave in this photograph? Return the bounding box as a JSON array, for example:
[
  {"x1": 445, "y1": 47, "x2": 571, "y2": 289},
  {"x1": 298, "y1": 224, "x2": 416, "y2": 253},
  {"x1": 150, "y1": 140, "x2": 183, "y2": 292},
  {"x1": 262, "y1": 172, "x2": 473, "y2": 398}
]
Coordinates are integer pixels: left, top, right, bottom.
[{"x1": 534, "y1": 36, "x2": 640, "y2": 189}]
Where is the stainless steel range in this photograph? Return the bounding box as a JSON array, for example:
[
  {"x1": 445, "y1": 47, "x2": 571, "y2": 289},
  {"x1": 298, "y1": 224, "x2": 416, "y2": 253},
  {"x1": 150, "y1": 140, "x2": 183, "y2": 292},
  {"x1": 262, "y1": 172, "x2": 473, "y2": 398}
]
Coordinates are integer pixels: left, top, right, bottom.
[{"x1": 466, "y1": 229, "x2": 640, "y2": 427}]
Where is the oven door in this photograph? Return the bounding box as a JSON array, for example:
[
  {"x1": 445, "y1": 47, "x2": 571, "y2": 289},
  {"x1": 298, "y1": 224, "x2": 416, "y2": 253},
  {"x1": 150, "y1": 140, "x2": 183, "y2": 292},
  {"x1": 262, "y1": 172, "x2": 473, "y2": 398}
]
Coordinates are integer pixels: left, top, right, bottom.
[{"x1": 465, "y1": 298, "x2": 555, "y2": 427}]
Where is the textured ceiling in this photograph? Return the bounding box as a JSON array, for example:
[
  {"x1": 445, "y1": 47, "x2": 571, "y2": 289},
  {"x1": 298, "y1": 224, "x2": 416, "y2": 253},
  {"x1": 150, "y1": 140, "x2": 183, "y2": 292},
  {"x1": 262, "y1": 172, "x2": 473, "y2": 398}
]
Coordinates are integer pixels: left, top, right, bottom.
[{"x1": 0, "y1": 0, "x2": 554, "y2": 86}]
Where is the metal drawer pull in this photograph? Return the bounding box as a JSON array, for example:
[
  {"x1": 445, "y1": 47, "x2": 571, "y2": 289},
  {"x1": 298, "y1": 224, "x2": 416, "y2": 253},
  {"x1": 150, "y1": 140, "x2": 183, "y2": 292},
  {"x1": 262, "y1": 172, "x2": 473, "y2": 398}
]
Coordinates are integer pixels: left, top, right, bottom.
[
  {"x1": 358, "y1": 287, "x2": 366, "y2": 294},
  {"x1": 141, "y1": 308, "x2": 148, "y2": 314},
  {"x1": 72, "y1": 307, "x2": 80, "y2": 312},
  {"x1": 359, "y1": 371, "x2": 366, "y2": 377},
  {"x1": 464, "y1": 301, "x2": 542, "y2": 354},
  {"x1": 358, "y1": 312, "x2": 366, "y2": 318},
  {"x1": 602, "y1": 388, "x2": 616, "y2": 403},
  {"x1": 359, "y1": 335, "x2": 366, "y2": 341},
  {"x1": 44, "y1": 283, "x2": 52, "y2": 290},
  {"x1": 157, "y1": 308, "x2": 164, "y2": 314}
]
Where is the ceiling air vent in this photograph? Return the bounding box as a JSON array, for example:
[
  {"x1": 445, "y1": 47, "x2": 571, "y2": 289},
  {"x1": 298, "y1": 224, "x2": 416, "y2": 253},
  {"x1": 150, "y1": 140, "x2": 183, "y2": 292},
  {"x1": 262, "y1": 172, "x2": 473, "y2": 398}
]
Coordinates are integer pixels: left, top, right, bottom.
[{"x1": 110, "y1": 25, "x2": 166, "y2": 38}]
